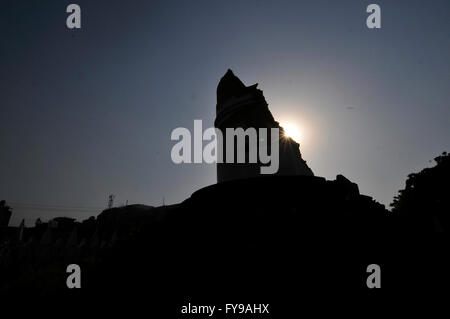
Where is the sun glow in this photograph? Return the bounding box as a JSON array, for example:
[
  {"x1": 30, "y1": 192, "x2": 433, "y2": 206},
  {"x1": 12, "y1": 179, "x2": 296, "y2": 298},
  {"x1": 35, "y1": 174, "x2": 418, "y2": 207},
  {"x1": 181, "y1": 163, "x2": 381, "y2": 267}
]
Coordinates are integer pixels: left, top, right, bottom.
[{"x1": 281, "y1": 122, "x2": 302, "y2": 142}]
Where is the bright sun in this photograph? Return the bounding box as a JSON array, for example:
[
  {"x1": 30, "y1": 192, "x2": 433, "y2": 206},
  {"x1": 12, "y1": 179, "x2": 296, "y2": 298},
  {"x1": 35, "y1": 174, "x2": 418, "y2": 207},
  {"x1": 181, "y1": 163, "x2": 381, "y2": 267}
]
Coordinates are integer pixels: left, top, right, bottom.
[{"x1": 281, "y1": 122, "x2": 301, "y2": 142}]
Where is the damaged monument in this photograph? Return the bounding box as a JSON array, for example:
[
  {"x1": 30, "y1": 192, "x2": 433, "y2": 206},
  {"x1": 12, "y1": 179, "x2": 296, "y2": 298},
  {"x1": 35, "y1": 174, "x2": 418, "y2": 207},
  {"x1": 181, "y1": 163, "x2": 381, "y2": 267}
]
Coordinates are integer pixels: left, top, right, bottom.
[
  {"x1": 215, "y1": 69, "x2": 314, "y2": 182},
  {"x1": 1, "y1": 70, "x2": 447, "y2": 311}
]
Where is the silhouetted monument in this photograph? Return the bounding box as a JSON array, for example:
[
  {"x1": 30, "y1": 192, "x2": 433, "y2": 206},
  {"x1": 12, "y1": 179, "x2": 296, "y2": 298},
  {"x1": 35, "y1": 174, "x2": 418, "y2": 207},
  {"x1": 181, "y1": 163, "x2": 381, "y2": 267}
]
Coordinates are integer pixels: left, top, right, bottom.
[
  {"x1": 215, "y1": 69, "x2": 313, "y2": 182},
  {"x1": 0, "y1": 72, "x2": 448, "y2": 311}
]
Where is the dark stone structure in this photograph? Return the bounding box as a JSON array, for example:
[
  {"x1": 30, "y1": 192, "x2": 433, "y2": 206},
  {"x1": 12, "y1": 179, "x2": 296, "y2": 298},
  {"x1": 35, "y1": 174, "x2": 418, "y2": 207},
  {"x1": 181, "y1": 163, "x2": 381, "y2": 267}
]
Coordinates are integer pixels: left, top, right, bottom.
[{"x1": 215, "y1": 69, "x2": 313, "y2": 182}]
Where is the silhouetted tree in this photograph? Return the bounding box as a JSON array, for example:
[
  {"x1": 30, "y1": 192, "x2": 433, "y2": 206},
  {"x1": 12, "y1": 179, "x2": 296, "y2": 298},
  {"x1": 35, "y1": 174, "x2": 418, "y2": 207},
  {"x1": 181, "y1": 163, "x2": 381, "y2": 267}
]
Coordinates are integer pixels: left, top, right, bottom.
[{"x1": 391, "y1": 152, "x2": 450, "y2": 232}]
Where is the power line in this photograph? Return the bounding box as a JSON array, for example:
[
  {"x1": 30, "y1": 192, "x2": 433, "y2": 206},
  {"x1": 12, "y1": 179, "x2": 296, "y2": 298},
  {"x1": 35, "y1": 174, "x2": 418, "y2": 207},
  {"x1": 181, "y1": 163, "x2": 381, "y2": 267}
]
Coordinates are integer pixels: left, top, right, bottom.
[{"x1": 8, "y1": 202, "x2": 104, "y2": 212}]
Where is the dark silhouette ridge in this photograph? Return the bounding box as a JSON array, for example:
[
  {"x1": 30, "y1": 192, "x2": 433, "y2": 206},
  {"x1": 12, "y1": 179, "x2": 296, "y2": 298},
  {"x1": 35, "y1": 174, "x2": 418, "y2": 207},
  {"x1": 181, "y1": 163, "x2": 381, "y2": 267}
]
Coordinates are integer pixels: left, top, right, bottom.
[
  {"x1": 1, "y1": 175, "x2": 390, "y2": 296},
  {"x1": 1, "y1": 171, "x2": 447, "y2": 309}
]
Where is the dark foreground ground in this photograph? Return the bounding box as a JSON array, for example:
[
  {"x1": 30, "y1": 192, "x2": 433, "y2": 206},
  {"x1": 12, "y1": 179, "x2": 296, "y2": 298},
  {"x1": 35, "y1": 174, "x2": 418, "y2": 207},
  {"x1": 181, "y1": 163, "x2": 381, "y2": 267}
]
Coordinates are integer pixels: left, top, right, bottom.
[{"x1": 1, "y1": 176, "x2": 448, "y2": 316}]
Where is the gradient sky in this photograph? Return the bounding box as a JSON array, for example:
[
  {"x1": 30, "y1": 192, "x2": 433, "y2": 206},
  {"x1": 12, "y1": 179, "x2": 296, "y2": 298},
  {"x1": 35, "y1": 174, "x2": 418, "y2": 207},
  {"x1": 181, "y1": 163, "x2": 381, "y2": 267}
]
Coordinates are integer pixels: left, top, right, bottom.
[{"x1": 1, "y1": 0, "x2": 449, "y2": 225}]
